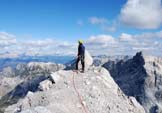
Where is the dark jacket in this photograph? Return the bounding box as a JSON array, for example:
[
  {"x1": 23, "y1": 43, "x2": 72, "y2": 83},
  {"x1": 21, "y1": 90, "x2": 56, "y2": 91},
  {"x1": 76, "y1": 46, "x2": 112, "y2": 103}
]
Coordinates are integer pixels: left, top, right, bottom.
[{"x1": 78, "y1": 44, "x2": 85, "y2": 56}]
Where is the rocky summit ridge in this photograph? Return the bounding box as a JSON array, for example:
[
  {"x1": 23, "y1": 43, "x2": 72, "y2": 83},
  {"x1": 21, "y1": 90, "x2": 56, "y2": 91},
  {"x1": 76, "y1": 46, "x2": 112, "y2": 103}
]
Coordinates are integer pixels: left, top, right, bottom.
[
  {"x1": 4, "y1": 67, "x2": 145, "y2": 113},
  {"x1": 1, "y1": 51, "x2": 146, "y2": 113},
  {"x1": 103, "y1": 52, "x2": 162, "y2": 113}
]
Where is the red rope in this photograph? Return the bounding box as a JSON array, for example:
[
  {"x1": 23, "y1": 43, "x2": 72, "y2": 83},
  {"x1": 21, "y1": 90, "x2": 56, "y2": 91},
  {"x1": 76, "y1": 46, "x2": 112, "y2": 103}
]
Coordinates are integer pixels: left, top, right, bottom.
[{"x1": 72, "y1": 71, "x2": 91, "y2": 113}]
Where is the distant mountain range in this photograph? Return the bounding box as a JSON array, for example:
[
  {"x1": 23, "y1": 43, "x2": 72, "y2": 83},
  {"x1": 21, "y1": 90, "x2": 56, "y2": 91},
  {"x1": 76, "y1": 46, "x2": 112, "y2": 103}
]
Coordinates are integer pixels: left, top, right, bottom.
[
  {"x1": 0, "y1": 51, "x2": 145, "y2": 113},
  {"x1": 0, "y1": 54, "x2": 132, "y2": 71},
  {"x1": 0, "y1": 55, "x2": 74, "y2": 70},
  {"x1": 1, "y1": 52, "x2": 162, "y2": 113}
]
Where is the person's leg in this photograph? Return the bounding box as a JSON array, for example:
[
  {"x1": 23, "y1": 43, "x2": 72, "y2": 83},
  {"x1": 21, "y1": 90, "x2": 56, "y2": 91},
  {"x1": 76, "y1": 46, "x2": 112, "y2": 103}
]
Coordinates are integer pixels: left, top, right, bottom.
[
  {"x1": 81, "y1": 56, "x2": 85, "y2": 72},
  {"x1": 76, "y1": 57, "x2": 80, "y2": 70}
]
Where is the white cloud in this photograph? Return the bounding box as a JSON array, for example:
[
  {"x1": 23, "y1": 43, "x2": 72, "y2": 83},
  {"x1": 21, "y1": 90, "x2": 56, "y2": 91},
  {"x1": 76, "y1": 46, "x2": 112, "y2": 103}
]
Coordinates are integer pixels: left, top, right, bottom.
[
  {"x1": 0, "y1": 32, "x2": 77, "y2": 57},
  {"x1": 0, "y1": 32, "x2": 17, "y2": 47},
  {"x1": 22, "y1": 39, "x2": 56, "y2": 48},
  {"x1": 119, "y1": 33, "x2": 135, "y2": 42},
  {"x1": 1, "y1": 31, "x2": 162, "y2": 57},
  {"x1": 85, "y1": 35, "x2": 119, "y2": 55},
  {"x1": 20, "y1": 39, "x2": 76, "y2": 56},
  {"x1": 88, "y1": 17, "x2": 117, "y2": 32},
  {"x1": 89, "y1": 17, "x2": 108, "y2": 25},
  {"x1": 102, "y1": 25, "x2": 116, "y2": 32},
  {"x1": 119, "y1": 0, "x2": 162, "y2": 29},
  {"x1": 85, "y1": 31, "x2": 162, "y2": 56},
  {"x1": 132, "y1": 47, "x2": 154, "y2": 51},
  {"x1": 86, "y1": 35, "x2": 117, "y2": 45}
]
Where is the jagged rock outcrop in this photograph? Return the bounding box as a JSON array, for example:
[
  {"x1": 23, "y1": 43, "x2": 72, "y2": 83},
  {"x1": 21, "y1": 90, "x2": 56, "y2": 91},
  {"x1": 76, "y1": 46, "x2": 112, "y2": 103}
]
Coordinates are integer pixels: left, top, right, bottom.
[
  {"x1": 38, "y1": 80, "x2": 53, "y2": 91},
  {"x1": 0, "y1": 75, "x2": 48, "y2": 113},
  {"x1": 16, "y1": 62, "x2": 65, "y2": 78},
  {"x1": 0, "y1": 62, "x2": 65, "y2": 78},
  {"x1": 103, "y1": 52, "x2": 162, "y2": 113},
  {"x1": 4, "y1": 67, "x2": 145, "y2": 113},
  {"x1": 0, "y1": 67, "x2": 15, "y2": 77},
  {"x1": 65, "y1": 50, "x2": 93, "y2": 71},
  {"x1": 0, "y1": 62, "x2": 65, "y2": 97},
  {"x1": 26, "y1": 62, "x2": 65, "y2": 72},
  {"x1": 0, "y1": 62, "x2": 65, "y2": 113},
  {"x1": 0, "y1": 77, "x2": 22, "y2": 97}
]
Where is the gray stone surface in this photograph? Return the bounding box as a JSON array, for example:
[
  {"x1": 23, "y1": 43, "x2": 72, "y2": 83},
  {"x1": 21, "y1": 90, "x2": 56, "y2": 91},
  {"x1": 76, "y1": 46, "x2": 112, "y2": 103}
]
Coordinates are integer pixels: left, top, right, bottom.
[
  {"x1": 20, "y1": 106, "x2": 52, "y2": 113},
  {"x1": 38, "y1": 80, "x2": 53, "y2": 91},
  {"x1": 0, "y1": 62, "x2": 65, "y2": 113},
  {"x1": 103, "y1": 52, "x2": 162, "y2": 113},
  {"x1": 65, "y1": 50, "x2": 93, "y2": 71},
  {"x1": 4, "y1": 67, "x2": 145, "y2": 113}
]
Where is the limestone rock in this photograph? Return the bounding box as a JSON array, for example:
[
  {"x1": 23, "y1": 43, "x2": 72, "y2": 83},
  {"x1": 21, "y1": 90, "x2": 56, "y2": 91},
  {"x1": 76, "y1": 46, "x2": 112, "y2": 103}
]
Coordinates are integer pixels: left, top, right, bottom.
[
  {"x1": 1, "y1": 67, "x2": 15, "y2": 77},
  {"x1": 84, "y1": 50, "x2": 93, "y2": 70},
  {"x1": 0, "y1": 62, "x2": 64, "y2": 99},
  {"x1": 49, "y1": 72, "x2": 61, "y2": 84},
  {"x1": 20, "y1": 106, "x2": 52, "y2": 113},
  {"x1": 4, "y1": 67, "x2": 145, "y2": 113},
  {"x1": 65, "y1": 50, "x2": 93, "y2": 71},
  {"x1": 38, "y1": 80, "x2": 53, "y2": 91},
  {"x1": 103, "y1": 52, "x2": 162, "y2": 113}
]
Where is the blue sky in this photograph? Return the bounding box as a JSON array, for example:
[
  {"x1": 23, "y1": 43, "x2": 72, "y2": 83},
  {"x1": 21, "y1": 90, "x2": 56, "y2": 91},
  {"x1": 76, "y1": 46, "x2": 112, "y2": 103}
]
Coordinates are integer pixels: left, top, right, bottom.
[
  {"x1": 0, "y1": 0, "x2": 162, "y2": 57},
  {"x1": 0, "y1": 0, "x2": 126, "y2": 41}
]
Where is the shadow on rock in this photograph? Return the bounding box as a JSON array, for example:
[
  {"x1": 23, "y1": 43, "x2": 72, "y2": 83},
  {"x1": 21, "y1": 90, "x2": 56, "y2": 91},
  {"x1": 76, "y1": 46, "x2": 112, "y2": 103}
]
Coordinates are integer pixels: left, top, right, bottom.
[
  {"x1": 0, "y1": 75, "x2": 48, "y2": 112},
  {"x1": 102, "y1": 52, "x2": 147, "y2": 104}
]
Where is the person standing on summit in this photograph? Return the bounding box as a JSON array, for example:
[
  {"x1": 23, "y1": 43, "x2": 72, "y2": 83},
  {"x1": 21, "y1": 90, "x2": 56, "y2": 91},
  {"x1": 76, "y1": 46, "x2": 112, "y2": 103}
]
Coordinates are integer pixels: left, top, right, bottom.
[{"x1": 76, "y1": 40, "x2": 85, "y2": 72}]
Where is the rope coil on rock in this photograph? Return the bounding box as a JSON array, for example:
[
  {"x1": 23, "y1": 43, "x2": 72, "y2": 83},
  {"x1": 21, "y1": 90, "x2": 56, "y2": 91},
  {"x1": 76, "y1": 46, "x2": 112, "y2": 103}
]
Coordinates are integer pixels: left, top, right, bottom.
[{"x1": 72, "y1": 71, "x2": 91, "y2": 113}]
